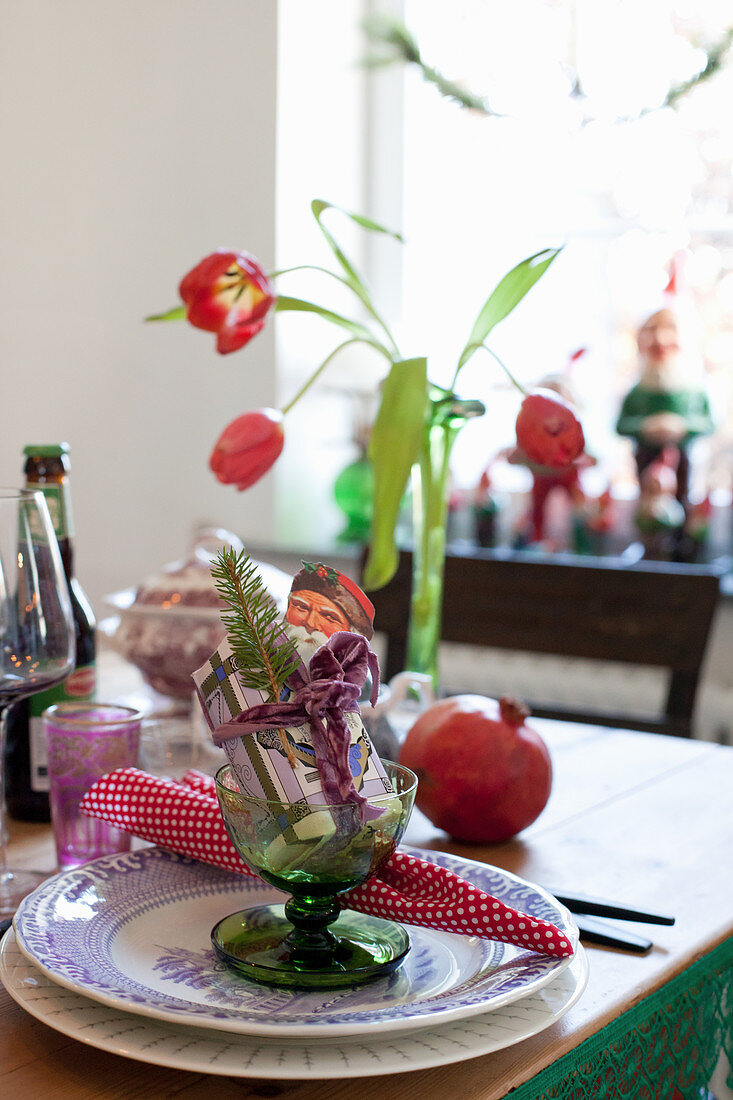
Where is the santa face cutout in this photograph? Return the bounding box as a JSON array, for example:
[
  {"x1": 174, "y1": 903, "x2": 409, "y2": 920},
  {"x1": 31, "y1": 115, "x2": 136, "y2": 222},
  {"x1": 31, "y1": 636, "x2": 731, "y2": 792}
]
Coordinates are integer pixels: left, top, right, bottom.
[{"x1": 284, "y1": 563, "x2": 375, "y2": 663}]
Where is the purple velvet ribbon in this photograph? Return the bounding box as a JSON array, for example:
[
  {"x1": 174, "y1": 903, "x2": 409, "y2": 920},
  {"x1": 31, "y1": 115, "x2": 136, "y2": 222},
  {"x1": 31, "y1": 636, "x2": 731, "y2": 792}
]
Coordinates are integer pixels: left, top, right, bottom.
[{"x1": 212, "y1": 631, "x2": 381, "y2": 817}]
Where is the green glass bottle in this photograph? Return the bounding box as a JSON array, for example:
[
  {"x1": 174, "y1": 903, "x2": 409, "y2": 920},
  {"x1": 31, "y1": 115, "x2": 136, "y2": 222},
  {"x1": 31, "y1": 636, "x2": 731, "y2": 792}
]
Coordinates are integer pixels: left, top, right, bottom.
[
  {"x1": 333, "y1": 452, "x2": 374, "y2": 543},
  {"x1": 4, "y1": 444, "x2": 96, "y2": 821}
]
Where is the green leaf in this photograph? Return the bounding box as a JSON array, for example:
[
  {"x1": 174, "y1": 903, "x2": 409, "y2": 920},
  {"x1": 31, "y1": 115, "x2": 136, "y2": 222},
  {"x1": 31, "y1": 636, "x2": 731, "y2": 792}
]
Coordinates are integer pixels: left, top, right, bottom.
[
  {"x1": 312, "y1": 198, "x2": 403, "y2": 247},
  {"x1": 363, "y1": 357, "x2": 428, "y2": 590},
  {"x1": 274, "y1": 294, "x2": 379, "y2": 344},
  {"x1": 145, "y1": 305, "x2": 186, "y2": 322},
  {"x1": 311, "y1": 200, "x2": 376, "y2": 310},
  {"x1": 269, "y1": 263, "x2": 352, "y2": 287},
  {"x1": 455, "y1": 248, "x2": 561, "y2": 372},
  {"x1": 310, "y1": 200, "x2": 402, "y2": 355}
]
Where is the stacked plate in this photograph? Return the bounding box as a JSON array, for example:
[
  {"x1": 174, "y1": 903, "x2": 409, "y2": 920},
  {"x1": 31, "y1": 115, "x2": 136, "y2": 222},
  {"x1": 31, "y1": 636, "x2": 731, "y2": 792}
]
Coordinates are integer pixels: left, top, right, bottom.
[{"x1": 4, "y1": 847, "x2": 587, "y2": 1079}]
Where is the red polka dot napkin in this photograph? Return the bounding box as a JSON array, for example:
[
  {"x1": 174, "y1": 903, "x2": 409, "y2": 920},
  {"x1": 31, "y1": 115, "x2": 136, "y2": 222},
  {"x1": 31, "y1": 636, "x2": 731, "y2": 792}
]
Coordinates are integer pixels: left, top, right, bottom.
[{"x1": 80, "y1": 767, "x2": 574, "y2": 958}]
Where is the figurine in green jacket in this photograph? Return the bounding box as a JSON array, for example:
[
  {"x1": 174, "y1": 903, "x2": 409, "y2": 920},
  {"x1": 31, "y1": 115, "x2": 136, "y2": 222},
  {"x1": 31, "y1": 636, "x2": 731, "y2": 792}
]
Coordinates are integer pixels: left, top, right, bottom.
[{"x1": 616, "y1": 308, "x2": 713, "y2": 506}]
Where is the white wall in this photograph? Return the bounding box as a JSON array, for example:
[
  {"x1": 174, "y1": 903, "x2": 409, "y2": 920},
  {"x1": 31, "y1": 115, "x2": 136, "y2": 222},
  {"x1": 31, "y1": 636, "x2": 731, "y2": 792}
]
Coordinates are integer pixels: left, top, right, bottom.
[{"x1": 0, "y1": 1, "x2": 280, "y2": 609}]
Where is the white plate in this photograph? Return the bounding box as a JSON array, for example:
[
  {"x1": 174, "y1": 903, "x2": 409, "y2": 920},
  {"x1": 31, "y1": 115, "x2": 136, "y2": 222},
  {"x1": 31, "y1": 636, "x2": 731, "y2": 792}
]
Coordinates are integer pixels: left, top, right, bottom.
[
  {"x1": 1, "y1": 929, "x2": 588, "y2": 1079},
  {"x1": 13, "y1": 847, "x2": 577, "y2": 1038}
]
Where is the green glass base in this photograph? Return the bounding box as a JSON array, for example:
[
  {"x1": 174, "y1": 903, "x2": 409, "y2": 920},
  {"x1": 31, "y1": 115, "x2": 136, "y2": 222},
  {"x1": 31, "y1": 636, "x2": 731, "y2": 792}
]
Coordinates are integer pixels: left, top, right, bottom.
[{"x1": 211, "y1": 904, "x2": 411, "y2": 989}]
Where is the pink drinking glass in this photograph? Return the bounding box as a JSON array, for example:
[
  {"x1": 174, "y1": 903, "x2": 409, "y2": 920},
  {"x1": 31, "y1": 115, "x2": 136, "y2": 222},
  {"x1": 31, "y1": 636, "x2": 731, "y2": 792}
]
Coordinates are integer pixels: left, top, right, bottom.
[{"x1": 43, "y1": 703, "x2": 143, "y2": 869}]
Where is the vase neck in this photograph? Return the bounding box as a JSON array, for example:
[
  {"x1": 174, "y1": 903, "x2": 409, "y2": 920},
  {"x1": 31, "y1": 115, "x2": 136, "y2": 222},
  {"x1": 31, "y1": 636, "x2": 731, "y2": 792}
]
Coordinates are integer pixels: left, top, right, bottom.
[{"x1": 426, "y1": 390, "x2": 486, "y2": 431}]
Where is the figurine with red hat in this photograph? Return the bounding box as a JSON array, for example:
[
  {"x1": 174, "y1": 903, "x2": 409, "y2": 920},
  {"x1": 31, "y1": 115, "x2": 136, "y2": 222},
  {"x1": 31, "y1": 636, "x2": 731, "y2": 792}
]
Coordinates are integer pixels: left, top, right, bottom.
[{"x1": 616, "y1": 257, "x2": 714, "y2": 510}]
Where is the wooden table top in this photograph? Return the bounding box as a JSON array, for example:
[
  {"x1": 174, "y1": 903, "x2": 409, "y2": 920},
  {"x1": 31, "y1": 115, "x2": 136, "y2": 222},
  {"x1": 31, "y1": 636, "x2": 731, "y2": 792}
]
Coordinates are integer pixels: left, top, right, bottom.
[{"x1": 3, "y1": 718, "x2": 733, "y2": 1099}]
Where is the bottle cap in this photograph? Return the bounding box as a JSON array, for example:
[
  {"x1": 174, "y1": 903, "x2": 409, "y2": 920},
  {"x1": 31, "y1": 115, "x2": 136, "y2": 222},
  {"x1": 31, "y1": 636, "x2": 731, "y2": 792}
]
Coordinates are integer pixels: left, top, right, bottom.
[{"x1": 23, "y1": 443, "x2": 70, "y2": 457}]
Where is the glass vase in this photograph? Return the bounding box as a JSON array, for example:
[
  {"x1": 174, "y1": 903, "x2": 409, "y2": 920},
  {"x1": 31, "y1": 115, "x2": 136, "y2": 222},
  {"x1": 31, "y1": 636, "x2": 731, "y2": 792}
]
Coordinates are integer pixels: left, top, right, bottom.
[{"x1": 406, "y1": 391, "x2": 485, "y2": 688}]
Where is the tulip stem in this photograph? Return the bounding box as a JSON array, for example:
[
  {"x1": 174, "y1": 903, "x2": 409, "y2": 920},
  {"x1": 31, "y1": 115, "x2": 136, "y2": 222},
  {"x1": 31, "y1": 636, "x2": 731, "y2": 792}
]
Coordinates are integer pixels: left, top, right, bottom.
[
  {"x1": 280, "y1": 338, "x2": 391, "y2": 416},
  {"x1": 451, "y1": 343, "x2": 528, "y2": 397}
]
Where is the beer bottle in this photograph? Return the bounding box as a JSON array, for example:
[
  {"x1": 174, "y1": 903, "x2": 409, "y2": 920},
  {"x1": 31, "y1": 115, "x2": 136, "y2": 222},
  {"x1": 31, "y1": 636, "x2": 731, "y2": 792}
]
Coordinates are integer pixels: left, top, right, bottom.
[{"x1": 4, "y1": 444, "x2": 96, "y2": 820}]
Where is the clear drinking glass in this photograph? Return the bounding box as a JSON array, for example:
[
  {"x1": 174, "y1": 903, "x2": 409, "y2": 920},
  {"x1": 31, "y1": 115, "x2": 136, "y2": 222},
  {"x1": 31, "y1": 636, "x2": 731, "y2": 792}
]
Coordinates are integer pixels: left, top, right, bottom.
[{"x1": 0, "y1": 489, "x2": 75, "y2": 915}]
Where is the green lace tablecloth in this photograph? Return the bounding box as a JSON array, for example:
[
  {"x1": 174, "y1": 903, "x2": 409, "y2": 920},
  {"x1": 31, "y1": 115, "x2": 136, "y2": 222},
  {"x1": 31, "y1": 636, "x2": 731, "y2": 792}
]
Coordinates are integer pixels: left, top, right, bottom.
[{"x1": 510, "y1": 936, "x2": 733, "y2": 1100}]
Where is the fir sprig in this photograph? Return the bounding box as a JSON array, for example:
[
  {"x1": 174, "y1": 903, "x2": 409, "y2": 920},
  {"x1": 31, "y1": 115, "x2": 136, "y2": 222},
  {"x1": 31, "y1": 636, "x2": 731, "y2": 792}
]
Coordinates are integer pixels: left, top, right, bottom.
[
  {"x1": 362, "y1": 16, "x2": 498, "y2": 116},
  {"x1": 210, "y1": 546, "x2": 301, "y2": 711},
  {"x1": 362, "y1": 14, "x2": 733, "y2": 122}
]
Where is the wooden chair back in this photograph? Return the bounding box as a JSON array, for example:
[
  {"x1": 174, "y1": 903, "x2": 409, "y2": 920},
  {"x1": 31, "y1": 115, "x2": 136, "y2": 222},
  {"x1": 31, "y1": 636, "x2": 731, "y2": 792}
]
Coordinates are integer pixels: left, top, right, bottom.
[{"x1": 366, "y1": 549, "x2": 722, "y2": 738}]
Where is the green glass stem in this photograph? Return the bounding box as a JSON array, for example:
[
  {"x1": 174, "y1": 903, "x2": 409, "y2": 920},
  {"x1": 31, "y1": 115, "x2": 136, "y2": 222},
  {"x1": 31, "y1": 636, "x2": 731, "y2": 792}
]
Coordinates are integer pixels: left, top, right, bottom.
[
  {"x1": 406, "y1": 394, "x2": 485, "y2": 689},
  {"x1": 282, "y1": 894, "x2": 341, "y2": 968},
  {"x1": 212, "y1": 763, "x2": 417, "y2": 989}
]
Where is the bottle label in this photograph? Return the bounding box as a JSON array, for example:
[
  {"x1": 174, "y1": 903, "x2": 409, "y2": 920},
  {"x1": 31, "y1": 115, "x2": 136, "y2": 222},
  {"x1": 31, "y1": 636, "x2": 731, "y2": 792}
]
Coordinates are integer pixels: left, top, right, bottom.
[
  {"x1": 25, "y1": 480, "x2": 74, "y2": 541},
  {"x1": 29, "y1": 717, "x2": 50, "y2": 793},
  {"x1": 28, "y1": 663, "x2": 96, "y2": 792},
  {"x1": 65, "y1": 665, "x2": 96, "y2": 697}
]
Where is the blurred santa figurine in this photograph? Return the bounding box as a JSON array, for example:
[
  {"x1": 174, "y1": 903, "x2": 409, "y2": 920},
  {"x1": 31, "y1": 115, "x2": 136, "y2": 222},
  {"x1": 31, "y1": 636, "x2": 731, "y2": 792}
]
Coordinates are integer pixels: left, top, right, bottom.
[
  {"x1": 615, "y1": 256, "x2": 714, "y2": 509},
  {"x1": 472, "y1": 466, "x2": 498, "y2": 548},
  {"x1": 634, "y1": 448, "x2": 686, "y2": 559}
]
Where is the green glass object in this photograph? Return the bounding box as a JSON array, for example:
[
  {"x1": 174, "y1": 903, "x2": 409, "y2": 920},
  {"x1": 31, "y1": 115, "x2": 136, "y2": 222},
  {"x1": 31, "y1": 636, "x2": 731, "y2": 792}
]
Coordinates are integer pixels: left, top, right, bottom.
[
  {"x1": 333, "y1": 452, "x2": 374, "y2": 543},
  {"x1": 212, "y1": 761, "x2": 417, "y2": 989},
  {"x1": 406, "y1": 391, "x2": 485, "y2": 687}
]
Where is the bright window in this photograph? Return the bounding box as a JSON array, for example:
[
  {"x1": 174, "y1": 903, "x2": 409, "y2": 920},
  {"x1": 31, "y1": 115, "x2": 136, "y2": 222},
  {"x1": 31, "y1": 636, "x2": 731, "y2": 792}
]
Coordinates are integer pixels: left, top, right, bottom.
[
  {"x1": 273, "y1": 2, "x2": 733, "y2": 554},
  {"x1": 397, "y1": 0, "x2": 733, "y2": 522}
]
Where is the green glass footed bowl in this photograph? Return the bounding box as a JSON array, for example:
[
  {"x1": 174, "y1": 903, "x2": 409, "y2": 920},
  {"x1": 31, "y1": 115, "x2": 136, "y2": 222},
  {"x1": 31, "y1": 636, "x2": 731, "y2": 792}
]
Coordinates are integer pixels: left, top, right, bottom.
[{"x1": 212, "y1": 761, "x2": 417, "y2": 989}]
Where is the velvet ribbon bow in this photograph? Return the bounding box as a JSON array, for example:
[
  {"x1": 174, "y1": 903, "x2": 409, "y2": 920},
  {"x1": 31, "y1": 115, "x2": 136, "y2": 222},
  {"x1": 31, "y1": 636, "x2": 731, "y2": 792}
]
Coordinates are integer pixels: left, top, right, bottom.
[{"x1": 212, "y1": 630, "x2": 380, "y2": 813}]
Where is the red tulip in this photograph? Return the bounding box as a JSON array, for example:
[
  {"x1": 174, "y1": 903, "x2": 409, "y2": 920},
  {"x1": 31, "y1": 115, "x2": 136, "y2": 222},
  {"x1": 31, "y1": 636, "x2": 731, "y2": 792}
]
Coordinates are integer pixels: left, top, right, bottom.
[
  {"x1": 209, "y1": 408, "x2": 285, "y2": 490},
  {"x1": 179, "y1": 249, "x2": 276, "y2": 354},
  {"x1": 515, "y1": 389, "x2": 585, "y2": 469}
]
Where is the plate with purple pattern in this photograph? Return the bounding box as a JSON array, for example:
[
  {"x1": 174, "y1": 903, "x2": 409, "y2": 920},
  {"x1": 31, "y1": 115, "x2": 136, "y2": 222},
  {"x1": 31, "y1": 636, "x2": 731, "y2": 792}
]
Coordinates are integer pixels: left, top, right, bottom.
[
  {"x1": 13, "y1": 847, "x2": 579, "y2": 1038},
  {"x1": 1, "y1": 930, "x2": 589, "y2": 1078}
]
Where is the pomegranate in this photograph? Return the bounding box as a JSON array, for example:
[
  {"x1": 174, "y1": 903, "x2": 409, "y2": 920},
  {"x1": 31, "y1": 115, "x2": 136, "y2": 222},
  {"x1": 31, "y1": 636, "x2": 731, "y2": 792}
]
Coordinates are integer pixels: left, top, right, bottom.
[{"x1": 399, "y1": 695, "x2": 552, "y2": 843}]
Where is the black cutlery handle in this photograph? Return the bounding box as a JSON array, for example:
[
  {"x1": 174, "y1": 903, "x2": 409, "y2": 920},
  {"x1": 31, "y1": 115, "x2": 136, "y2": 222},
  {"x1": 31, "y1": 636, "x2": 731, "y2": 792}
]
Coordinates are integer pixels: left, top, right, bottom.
[
  {"x1": 550, "y1": 891, "x2": 675, "y2": 926},
  {"x1": 576, "y1": 915, "x2": 653, "y2": 953}
]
